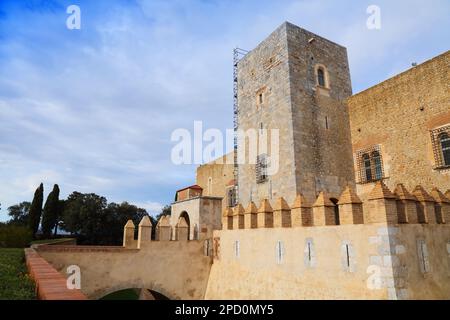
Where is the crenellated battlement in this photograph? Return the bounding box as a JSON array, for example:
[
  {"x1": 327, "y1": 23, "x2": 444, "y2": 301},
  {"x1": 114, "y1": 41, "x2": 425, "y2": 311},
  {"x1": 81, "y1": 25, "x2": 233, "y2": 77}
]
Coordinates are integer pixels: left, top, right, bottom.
[
  {"x1": 222, "y1": 181, "x2": 450, "y2": 230},
  {"x1": 122, "y1": 215, "x2": 198, "y2": 249}
]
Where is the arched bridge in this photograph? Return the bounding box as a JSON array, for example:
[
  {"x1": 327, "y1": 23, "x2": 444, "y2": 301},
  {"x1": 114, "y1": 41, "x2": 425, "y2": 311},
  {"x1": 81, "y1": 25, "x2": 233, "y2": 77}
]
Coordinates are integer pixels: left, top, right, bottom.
[{"x1": 34, "y1": 217, "x2": 212, "y2": 300}]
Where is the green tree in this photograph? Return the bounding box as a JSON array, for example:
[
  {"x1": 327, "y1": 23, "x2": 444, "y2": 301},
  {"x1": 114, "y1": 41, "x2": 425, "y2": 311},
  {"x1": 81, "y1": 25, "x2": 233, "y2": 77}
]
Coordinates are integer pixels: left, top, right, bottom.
[
  {"x1": 7, "y1": 202, "x2": 31, "y2": 226},
  {"x1": 60, "y1": 192, "x2": 148, "y2": 245},
  {"x1": 28, "y1": 183, "x2": 44, "y2": 238},
  {"x1": 155, "y1": 205, "x2": 171, "y2": 221},
  {"x1": 41, "y1": 184, "x2": 60, "y2": 238},
  {"x1": 61, "y1": 192, "x2": 108, "y2": 244}
]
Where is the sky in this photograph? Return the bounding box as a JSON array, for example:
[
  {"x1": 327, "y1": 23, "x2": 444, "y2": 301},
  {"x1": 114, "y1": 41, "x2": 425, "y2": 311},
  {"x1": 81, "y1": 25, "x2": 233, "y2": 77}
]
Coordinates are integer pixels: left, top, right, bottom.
[{"x1": 0, "y1": 0, "x2": 449, "y2": 220}]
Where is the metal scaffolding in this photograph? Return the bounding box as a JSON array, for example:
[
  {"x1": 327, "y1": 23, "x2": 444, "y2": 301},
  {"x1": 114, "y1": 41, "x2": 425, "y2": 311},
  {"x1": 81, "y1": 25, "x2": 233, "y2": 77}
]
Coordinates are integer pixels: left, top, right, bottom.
[{"x1": 233, "y1": 47, "x2": 248, "y2": 206}]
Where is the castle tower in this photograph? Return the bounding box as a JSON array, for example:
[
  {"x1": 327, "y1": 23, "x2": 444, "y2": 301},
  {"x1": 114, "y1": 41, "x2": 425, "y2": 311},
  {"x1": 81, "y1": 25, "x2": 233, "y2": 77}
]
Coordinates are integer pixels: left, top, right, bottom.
[{"x1": 237, "y1": 22, "x2": 355, "y2": 206}]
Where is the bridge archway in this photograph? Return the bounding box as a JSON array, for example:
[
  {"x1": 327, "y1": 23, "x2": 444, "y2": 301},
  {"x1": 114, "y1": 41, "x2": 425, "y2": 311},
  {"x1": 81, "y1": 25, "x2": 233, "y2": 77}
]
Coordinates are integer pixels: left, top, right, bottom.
[
  {"x1": 94, "y1": 283, "x2": 176, "y2": 300},
  {"x1": 100, "y1": 288, "x2": 171, "y2": 300}
]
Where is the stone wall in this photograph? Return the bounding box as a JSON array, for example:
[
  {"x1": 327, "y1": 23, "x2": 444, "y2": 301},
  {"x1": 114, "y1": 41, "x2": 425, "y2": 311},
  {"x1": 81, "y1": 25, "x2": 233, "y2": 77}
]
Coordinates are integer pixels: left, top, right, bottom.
[
  {"x1": 206, "y1": 182, "x2": 450, "y2": 299},
  {"x1": 36, "y1": 217, "x2": 213, "y2": 300},
  {"x1": 348, "y1": 50, "x2": 450, "y2": 199},
  {"x1": 286, "y1": 22, "x2": 355, "y2": 203},
  {"x1": 171, "y1": 196, "x2": 222, "y2": 240},
  {"x1": 196, "y1": 152, "x2": 234, "y2": 212},
  {"x1": 236, "y1": 22, "x2": 355, "y2": 208}
]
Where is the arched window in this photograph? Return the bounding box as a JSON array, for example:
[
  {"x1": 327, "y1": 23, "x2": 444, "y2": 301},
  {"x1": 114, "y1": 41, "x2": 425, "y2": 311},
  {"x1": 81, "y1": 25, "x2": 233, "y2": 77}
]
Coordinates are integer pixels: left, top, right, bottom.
[
  {"x1": 372, "y1": 151, "x2": 383, "y2": 180},
  {"x1": 363, "y1": 153, "x2": 372, "y2": 182},
  {"x1": 317, "y1": 68, "x2": 325, "y2": 87},
  {"x1": 357, "y1": 146, "x2": 384, "y2": 183},
  {"x1": 439, "y1": 133, "x2": 450, "y2": 166}
]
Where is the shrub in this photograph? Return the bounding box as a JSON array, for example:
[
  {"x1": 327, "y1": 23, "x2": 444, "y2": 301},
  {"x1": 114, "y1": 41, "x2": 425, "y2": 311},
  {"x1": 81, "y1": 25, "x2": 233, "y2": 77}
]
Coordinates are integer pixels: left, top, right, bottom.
[
  {"x1": 0, "y1": 248, "x2": 35, "y2": 299},
  {"x1": 0, "y1": 224, "x2": 33, "y2": 248}
]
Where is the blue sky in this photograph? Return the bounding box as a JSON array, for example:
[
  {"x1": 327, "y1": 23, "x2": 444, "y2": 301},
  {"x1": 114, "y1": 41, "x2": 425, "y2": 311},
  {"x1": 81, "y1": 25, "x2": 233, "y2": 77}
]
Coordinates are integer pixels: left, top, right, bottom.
[{"x1": 0, "y1": 0, "x2": 449, "y2": 220}]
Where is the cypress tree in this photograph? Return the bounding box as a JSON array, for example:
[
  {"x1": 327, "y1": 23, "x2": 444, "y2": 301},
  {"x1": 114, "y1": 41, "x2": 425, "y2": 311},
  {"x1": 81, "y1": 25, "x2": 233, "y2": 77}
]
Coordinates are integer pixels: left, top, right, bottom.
[
  {"x1": 28, "y1": 183, "x2": 44, "y2": 238},
  {"x1": 41, "y1": 184, "x2": 60, "y2": 238}
]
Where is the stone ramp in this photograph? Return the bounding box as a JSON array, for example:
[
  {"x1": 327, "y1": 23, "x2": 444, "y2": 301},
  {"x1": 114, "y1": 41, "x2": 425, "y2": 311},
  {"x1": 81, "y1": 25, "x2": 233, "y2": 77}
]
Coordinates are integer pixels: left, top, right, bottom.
[{"x1": 25, "y1": 248, "x2": 87, "y2": 300}]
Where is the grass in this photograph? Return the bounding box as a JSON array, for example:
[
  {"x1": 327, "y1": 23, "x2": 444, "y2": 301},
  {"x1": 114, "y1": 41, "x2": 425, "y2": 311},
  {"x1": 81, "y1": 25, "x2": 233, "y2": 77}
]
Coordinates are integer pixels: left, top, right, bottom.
[
  {"x1": 100, "y1": 289, "x2": 140, "y2": 300},
  {"x1": 30, "y1": 238, "x2": 75, "y2": 245},
  {"x1": 0, "y1": 248, "x2": 35, "y2": 300}
]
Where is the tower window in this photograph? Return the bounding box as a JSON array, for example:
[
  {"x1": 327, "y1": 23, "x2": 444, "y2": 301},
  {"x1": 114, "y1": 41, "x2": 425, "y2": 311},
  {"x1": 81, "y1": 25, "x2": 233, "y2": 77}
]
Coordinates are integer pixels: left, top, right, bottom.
[
  {"x1": 372, "y1": 151, "x2": 383, "y2": 180},
  {"x1": 363, "y1": 153, "x2": 373, "y2": 182},
  {"x1": 256, "y1": 154, "x2": 268, "y2": 183},
  {"x1": 227, "y1": 187, "x2": 237, "y2": 207},
  {"x1": 356, "y1": 145, "x2": 385, "y2": 183},
  {"x1": 317, "y1": 68, "x2": 325, "y2": 86},
  {"x1": 315, "y1": 64, "x2": 329, "y2": 88},
  {"x1": 430, "y1": 125, "x2": 450, "y2": 169},
  {"x1": 259, "y1": 93, "x2": 263, "y2": 104}
]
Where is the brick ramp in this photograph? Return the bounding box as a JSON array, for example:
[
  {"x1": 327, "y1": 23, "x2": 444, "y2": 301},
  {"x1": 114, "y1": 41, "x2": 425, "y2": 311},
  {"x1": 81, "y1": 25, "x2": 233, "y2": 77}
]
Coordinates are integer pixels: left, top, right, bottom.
[{"x1": 24, "y1": 248, "x2": 87, "y2": 300}]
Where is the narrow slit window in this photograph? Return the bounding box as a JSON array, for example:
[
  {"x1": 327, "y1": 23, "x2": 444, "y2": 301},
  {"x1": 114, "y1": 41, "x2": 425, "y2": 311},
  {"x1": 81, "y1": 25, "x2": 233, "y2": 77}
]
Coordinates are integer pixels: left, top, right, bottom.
[
  {"x1": 304, "y1": 239, "x2": 315, "y2": 268},
  {"x1": 234, "y1": 240, "x2": 240, "y2": 259},
  {"x1": 307, "y1": 242, "x2": 311, "y2": 262},
  {"x1": 276, "y1": 241, "x2": 284, "y2": 264},
  {"x1": 346, "y1": 244, "x2": 350, "y2": 268},
  {"x1": 418, "y1": 240, "x2": 430, "y2": 273}
]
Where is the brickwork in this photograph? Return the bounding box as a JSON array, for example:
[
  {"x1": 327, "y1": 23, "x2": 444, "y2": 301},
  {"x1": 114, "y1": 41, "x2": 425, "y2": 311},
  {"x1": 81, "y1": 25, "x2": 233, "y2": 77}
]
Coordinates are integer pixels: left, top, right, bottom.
[
  {"x1": 25, "y1": 248, "x2": 87, "y2": 300},
  {"x1": 349, "y1": 50, "x2": 450, "y2": 198}
]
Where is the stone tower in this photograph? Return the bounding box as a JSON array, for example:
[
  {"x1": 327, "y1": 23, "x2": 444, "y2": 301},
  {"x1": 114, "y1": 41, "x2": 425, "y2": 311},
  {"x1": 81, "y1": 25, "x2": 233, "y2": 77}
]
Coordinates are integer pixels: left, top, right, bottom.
[{"x1": 236, "y1": 22, "x2": 355, "y2": 207}]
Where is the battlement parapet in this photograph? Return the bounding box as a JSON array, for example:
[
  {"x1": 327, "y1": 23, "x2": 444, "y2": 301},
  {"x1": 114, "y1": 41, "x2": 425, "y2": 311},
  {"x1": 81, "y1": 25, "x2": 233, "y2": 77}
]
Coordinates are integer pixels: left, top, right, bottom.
[{"x1": 222, "y1": 182, "x2": 450, "y2": 230}]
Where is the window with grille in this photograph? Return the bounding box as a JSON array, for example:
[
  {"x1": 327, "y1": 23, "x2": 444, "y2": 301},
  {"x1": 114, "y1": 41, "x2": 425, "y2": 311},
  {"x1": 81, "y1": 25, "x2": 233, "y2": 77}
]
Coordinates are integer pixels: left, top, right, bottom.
[
  {"x1": 356, "y1": 145, "x2": 385, "y2": 183},
  {"x1": 441, "y1": 133, "x2": 450, "y2": 166},
  {"x1": 430, "y1": 125, "x2": 450, "y2": 169},
  {"x1": 227, "y1": 187, "x2": 237, "y2": 207},
  {"x1": 256, "y1": 153, "x2": 268, "y2": 183}
]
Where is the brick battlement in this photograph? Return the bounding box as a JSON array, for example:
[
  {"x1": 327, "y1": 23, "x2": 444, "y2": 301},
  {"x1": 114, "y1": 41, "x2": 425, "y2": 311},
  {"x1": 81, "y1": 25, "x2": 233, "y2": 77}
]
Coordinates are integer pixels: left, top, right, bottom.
[{"x1": 222, "y1": 181, "x2": 450, "y2": 229}]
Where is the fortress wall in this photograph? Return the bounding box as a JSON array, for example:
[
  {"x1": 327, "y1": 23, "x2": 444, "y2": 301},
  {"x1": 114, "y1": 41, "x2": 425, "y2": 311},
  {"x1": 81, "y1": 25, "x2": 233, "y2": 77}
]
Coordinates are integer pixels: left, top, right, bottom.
[
  {"x1": 196, "y1": 152, "x2": 234, "y2": 213},
  {"x1": 205, "y1": 224, "x2": 450, "y2": 300},
  {"x1": 207, "y1": 182, "x2": 450, "y2": 299},
  {"x1": 348, "y1": 50, "x2": 450, "y2": 199}
]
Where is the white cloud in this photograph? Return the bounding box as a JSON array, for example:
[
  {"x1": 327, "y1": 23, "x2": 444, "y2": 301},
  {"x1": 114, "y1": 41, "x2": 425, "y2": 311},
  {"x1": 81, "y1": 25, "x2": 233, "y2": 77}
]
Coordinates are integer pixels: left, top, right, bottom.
[{"x1": 0, "y1": 0, "x2": 448, "y2": 222}]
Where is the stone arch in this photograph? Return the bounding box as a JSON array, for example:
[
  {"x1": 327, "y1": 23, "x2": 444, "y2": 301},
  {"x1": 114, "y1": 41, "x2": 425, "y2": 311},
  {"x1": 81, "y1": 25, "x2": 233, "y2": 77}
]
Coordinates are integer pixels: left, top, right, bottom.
[
  {"x1": 92, "y1": 282, "x2": 178, "y2": 300},
  {"x1": 180, "y1": 211, "x2": 191, "y2": 240},
  {"x1": 314, "y1": 63, "x2": 330, "y2": 88}
]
